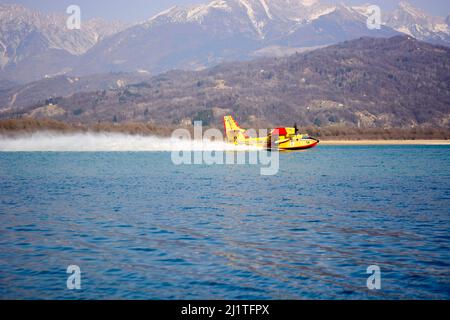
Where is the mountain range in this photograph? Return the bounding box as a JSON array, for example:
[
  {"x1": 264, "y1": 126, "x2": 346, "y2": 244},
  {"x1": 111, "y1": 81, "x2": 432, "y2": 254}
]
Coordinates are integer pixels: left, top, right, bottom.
[
  {"x1": 0, "y1": 0, "x2": 449, "y2": 84},
  {"x1": 0, "y1": 4, "x2": 126, "y2": 83},
  {"x1": 1, "y1": 35, "x2": 449, "y2": 129}
]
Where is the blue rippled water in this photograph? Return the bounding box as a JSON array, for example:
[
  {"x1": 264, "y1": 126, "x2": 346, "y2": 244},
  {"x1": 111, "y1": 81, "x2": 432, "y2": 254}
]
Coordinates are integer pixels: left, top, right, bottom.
[{"x1": 0, "y1": 146, "x2": 449, "y2": 299}]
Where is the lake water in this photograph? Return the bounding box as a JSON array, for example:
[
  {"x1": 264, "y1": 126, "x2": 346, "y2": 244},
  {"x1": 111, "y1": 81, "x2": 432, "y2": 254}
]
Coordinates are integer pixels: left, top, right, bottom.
[{"x1": 0, "y1": 146, "x2": 449, "y2": 299}]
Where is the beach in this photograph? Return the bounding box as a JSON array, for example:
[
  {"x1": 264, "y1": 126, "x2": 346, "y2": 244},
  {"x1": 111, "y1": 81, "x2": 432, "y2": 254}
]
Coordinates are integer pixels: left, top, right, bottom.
[{"x1": 319, "y1": 140, "x2": 450, "y2": 145}]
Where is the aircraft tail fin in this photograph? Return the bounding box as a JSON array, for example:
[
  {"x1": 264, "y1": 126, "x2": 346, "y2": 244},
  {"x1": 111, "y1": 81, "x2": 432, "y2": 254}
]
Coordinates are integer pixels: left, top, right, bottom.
[{"x1": 223, "y1": 116, "x2": 246, "y2": 144}]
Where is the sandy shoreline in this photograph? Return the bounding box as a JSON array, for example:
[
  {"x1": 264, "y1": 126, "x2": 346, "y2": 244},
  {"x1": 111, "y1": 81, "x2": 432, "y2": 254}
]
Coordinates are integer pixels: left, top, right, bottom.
[{"x1": 319, "y1": 140, "x2": 450, "y2": 145}]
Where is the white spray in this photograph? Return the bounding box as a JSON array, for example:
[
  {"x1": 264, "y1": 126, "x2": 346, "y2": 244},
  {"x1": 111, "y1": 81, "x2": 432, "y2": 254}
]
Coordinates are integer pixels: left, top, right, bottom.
[{"x1": 0, "y1": 132, "x2": 260, "y2": 152}]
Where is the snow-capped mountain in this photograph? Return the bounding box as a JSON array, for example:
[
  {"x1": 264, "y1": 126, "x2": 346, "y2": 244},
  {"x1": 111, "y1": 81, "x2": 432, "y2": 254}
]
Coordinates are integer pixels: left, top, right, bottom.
[
  {"x1": 0, "y1": 1, "x2": 449, "y2": 83},
  {"x1": 75, "y1": 0, "x2": 396, "y2": 76},
  {"x1": 0, "y1": 4, "x2": 125, "y2": 82},
  {"x1": 144, "y1": 0, "x2": 399, "y2": 41},
  {"x1": 384, "y1": 2, "x2": 450, "y2": 46}
]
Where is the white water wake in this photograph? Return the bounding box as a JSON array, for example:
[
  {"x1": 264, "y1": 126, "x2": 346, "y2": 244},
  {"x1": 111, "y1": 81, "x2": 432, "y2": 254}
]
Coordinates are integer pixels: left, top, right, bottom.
[{"x1": 0, "y1": 132, "x2": 260, "y2": 152}]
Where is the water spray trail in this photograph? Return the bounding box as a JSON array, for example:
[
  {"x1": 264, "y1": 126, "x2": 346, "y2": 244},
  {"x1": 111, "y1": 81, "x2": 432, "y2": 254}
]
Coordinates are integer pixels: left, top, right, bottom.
[{"x1": 0, "y1": 132, "x2": 260, "y2": 152}]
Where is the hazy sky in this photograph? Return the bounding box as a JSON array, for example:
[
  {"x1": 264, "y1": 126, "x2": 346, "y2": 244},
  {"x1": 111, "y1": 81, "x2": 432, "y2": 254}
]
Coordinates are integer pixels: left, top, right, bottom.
[{"x1": 2, "y1": 0, "x2": 449, "y2": 22}]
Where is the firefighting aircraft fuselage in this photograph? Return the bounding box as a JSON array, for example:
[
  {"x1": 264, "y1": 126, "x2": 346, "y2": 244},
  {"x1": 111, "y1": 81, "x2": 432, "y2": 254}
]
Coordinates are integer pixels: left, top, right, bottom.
[{"x1": 223, "y1": 115, "x2": 319, "y2": 150}]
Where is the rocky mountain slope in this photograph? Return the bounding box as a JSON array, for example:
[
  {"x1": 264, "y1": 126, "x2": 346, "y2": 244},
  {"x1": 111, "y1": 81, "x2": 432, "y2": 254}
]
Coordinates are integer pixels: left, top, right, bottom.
[
  {"x1": 1, "y1": 1, "x2": 449, "y2": 83},
  {"x1": 0, "y1": 4, "x2": 125, "y2": 83},
  {"x1": 0, "y1": 72, "x2": 151, "y2": 116},
  {"x1": 2, "y1": 36, "x2": 449, "y2": 129},
  {"x1": 384, "y1": 2, "x2": 450, "y2": 47},
  {"x1": 75, "y1": 0, "x2": 398, "y2": 76}
]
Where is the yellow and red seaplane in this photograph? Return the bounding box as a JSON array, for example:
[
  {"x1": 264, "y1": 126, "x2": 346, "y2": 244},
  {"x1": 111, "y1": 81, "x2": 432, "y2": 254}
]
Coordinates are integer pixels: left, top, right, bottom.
[{"x1": 223, "y1": 115, "x2": 319, "y2": 151}]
